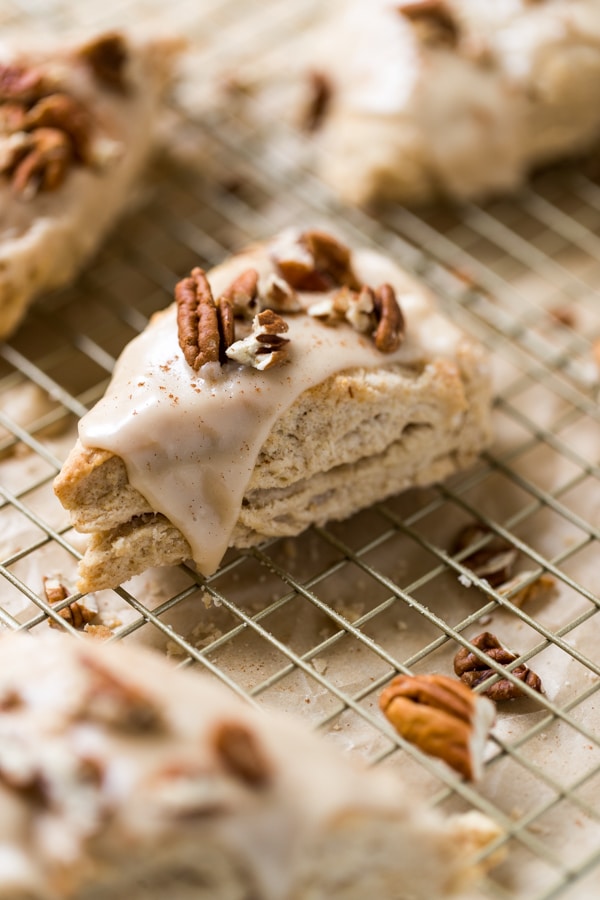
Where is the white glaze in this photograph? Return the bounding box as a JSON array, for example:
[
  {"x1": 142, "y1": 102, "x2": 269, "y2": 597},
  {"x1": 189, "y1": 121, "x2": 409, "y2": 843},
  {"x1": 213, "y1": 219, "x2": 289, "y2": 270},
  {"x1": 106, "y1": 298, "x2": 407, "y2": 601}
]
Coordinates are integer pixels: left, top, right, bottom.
[{"x1": 79, "y1": 240, "x2": 464, "y2": 576}]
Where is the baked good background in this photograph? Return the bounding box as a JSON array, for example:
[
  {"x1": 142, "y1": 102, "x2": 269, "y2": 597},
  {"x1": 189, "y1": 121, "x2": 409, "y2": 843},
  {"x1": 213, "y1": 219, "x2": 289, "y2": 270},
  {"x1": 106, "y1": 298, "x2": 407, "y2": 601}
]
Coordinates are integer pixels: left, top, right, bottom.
[{"x1": 1, "y1": 1, "x2": 600, "y2": 898}]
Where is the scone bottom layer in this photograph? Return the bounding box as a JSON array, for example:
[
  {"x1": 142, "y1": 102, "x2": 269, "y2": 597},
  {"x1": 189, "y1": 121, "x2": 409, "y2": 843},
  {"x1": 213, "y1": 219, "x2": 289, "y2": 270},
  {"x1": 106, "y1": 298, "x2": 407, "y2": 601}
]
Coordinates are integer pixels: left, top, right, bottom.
[{"x1": 54, "y1": 229, "x2": 493, "y2": 591}]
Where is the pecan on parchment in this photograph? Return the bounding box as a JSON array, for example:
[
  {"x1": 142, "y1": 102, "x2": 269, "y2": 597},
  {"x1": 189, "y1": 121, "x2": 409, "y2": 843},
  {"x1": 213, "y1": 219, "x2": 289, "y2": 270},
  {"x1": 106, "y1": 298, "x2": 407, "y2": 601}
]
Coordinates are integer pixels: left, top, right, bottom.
[
  {"x1": 43, "y1": 575, "x2": 97, "y2": 631},
  {"x1": 454, "y1": 632, "x2": 543, "y2": 702},
  {"x1": 452, "y1": 522, "x2": 519, "y2": 588},
  {"x1": 380, "y1": 672, "x2": 495, "y2": 780}
]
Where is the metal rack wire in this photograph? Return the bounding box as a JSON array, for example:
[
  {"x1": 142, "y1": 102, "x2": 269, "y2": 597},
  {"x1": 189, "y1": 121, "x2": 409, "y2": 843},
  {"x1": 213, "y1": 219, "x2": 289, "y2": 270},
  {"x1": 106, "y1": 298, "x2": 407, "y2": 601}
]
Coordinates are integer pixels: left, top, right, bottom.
[{"x1": 1, "y1": 2, "x2": 600, "y2": 898}]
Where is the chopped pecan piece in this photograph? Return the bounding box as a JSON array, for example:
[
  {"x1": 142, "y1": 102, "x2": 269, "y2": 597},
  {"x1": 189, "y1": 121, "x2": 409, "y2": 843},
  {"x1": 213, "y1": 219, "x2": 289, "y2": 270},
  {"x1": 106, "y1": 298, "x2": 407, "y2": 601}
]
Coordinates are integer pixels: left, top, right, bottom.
[
  {"x1": 78, "y1": 32, "x2": 129, "y2": 93},
  {"x1": 24, "y1": 93, "x2": 91, "y2": 161},
  {"x1": 176, "y1": 268, "x2": 220, "y2": 370},
  {"x1": 218, "y1": 268, "x2": 259, "y2": 318},
  {"x1": 0, "y1": 63, "x2": 45, "y2": 103},
  {"x1": 0, "y1": 102, "x2": 27, "y2": 134},
  {"x1": 498, "y1": 571, "x2": 557, "y2": 608},
  {"x1": 380, "y1": 673, "x2": 494, "y2": 780},
  {"x1": 213, "y1": 721, "x2": 272, "y2": 788},
  {"x1": 309, "y1": 285, "x2": 374, "y2": 331},
  {"x1": 80, "y1": 653, "x2": 166, "y2": 733},
  {"x1": 261, "y1": 273, "x2": 302, "y2": 312},
  {"x1": 10, "y1": 127, "x2": 73, "y2": 197},
  {"x1": 273, "y1": 230, "x2": 361, "y2": 292},
  {"x1": 373, "y1": 283, "x2": 405, "y2": 352},
  {"x1": 452, "y1": 522, "x2": 518, "y2": 588},
  {"x1": 397, "y1": 0, "x2": 459, "y2": 47},
  {"x1": 302, "y1": 70, "x2": 333, "y2": 133},
  {"x1": 454, "y1": 632, "x2": 543, "y2": 701},
  {"x1": 226, "y1": 309, "x2": 290, "y2": 370}
]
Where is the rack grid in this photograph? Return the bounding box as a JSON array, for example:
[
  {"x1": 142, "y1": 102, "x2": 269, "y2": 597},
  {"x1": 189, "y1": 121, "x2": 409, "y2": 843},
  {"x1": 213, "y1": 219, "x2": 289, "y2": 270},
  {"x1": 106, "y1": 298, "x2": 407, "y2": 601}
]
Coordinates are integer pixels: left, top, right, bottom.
[{"x1": 1, "y1": 3, "x2": 600, "y2": 898}]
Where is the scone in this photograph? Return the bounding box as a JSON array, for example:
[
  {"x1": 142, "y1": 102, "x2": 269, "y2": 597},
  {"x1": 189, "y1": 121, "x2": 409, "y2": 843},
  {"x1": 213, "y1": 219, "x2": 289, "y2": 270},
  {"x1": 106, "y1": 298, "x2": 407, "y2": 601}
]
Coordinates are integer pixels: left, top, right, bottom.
[
  {"x1": 0, "y1": 30, "x2": 178, "y2": 338},
  {"x1": 54, "y1": 229, "x2": 492, "y2": 590},
  {"x1": 304, "y1": 0, "x2": 600, "y2": 205},
  {"x1": 0, "y1": 630, "x2": 503, "y2": 899}
]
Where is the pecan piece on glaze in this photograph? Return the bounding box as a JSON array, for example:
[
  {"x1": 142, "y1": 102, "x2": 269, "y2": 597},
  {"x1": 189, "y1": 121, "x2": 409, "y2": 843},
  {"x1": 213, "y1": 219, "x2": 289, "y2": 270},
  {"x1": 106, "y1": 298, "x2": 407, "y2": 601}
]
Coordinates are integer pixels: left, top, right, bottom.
[
  {"x1": 226, "y1": 309, "x2": 290, "y2": 371},
  {"x1": 11, "y1": 127, "x2": 73, "y2": 197},
  {"x1": 261, "y1": 273, "x2": 302, "y2": 313},
  {"x1": 80, "y1": 653, "x2": 166, "y2": 734},
  {"x1": 0, "y1": 63, "x2": 45, "y2": 103},
  {"x1": 373, "y1": 283, "x2": 405, "y2": 353},
  {"x1": 24, "y1": 93, "x2": 91, "y2": 162},
  {"x1": 218, "y1": 268, "x2": 259, "y2": 318},
  {"x1": 302, "y1": 70, "x2": 333, "y2": 133},
  {"x1": 454, "y1": 632, "x2": 543, "y2": 701},
  {"x1": 309, "y1": 284, "x2": 375, "y2": 333},
  {"x1": 397, "y1": 0, "x2": 459, "y2": 47},
  {"x1": 274, "y1": 230, "x2": 361, "y2": 292},
  {"x1": 452, "y1": 522, "x2": 518, "y2": 588},
  {"x1": 176, "y1": 267, "x2": 220, "y2": 371},
  {"x1": 380, "y1": 672, "x2": 495, "y2": 780},
  {"x1": 78, "y1": 32, "x2": 129, "y2": 93},
  {"x1": 213, "y1": 721, "x2": 272, "y2": 788}
]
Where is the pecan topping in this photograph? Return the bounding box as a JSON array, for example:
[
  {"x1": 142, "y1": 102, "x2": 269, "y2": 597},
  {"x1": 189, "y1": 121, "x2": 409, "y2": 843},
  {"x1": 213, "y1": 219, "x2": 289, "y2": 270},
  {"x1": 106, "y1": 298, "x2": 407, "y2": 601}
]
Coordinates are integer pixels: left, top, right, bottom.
[
  {"x1": 24, "y1": 93, "x2": 91, "y2": 161},
  {"x1": 226, "y1": 309, "x2": 290, "y2": 370},
  {"x1": 0, "y1": 63, "x2": 44, "y2": 103},
  {"x1": 176, "y1": 268, "x2": 220, "y2": 370},
  {"x1": 454, "y1": 633, "x2": 543, "y2": 701},
  {"x1": 213, "y1": 721, "x2": 272, "y2": 788},
  {"x1": 273, "y1": 230, "x2": 361, "y2": 292},
  {"x1": 218, "y1": 268, "x2": 259, "y2": 318},
  {"x1": 397, "y1": 0, "x2": 459, "y2": 47},
  {"x1": 78, "y1": 33, "x2": 129, "y2": 93},
  {"x1": 10, "y1": 128, "x2": 73, "y2": 197},
  {"x1": 302, "y1": 70, "x2": 333, "y2": 133},
  {"x1": 452, "y1": 522, "x2": 518, "y2": 588},
  {"x1": 309, "y1": 282, "x2": 405, "y2": 353},
  {"x1": 261, "y1": 273, "x2": 302, "y2": 313},
  {"x1": 374, "y1": 283, "x2": 405, "y2": 353},
  {"x1": 80, "y1": 654, "x2": 166, "y2": 733},
  {"x1": 380, "y1": 673, "x2": 495, "y2": 780}
]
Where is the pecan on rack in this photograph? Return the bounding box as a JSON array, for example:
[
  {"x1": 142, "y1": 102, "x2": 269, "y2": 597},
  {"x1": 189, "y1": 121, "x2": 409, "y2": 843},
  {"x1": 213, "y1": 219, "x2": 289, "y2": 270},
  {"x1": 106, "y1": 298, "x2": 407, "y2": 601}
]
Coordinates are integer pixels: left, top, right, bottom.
[
  {"x1": 452, "y1": 522, "x2": 518, "y2": 588},
  {"x1": 453, "y1": 632, "x2": 543, "y2": 701},
  {"x1": 380, "y1": 672, "x2": 495, "y2": 780}
]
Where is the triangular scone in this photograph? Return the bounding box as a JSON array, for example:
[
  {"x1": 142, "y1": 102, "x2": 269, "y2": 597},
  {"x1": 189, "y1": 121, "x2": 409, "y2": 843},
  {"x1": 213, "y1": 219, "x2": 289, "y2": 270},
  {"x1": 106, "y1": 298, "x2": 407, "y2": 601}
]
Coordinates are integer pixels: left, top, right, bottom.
[
  {"x1": 304, "y1": 0, "x2": 600, "y2": 205},
  {"x1": 0, "y1": 631, "x2": 502, "y2": 898},
  {"x1": 54, "y1": 229, "x2": 493, "y2": 591},
  {"x1": 0, "y1": 31, "x2": 178, "y2": 338}
]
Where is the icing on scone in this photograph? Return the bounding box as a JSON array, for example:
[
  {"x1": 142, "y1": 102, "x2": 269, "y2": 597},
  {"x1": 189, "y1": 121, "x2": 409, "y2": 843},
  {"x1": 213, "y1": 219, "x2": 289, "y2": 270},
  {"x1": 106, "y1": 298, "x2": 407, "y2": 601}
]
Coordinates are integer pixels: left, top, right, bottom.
[{"x1": 78, "y1": 231, "x2": 466, "y2": 576}]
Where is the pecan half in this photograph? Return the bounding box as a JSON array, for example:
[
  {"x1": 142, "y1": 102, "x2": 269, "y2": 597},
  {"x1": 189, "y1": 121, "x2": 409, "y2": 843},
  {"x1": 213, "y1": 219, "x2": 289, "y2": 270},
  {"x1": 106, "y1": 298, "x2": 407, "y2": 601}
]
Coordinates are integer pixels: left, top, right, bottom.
[
  {"x1": 44, "y1": 575, "x2": 97, "y2": 631},
  {"x1": 78, "y1": 32, "x2": 129, "y2": 93},
  {"x1": 452, "y1": 522, "x2": 518, "y2": 588},
  {"x1": 213, "y1": 721, "x2": 272, "y2": 788},
  {"x1": 226, "y1": 309, "x2": 290, "y2": 370},
  {"x1": 11, "y1": 127, "x2": 73, "y2": 197},
  {"x1": 373, "y1": 283, "x2": 405, "y2": 353},
  {"x1": 397, "y1": 0, "x2": 459, "y2": 47},
  {"x1": 380, "y1": 673, "x2": 495, "y2": 780},
  {"x1": 176, "y1": 268, "x2": 220, "y2": 370},
  {"x1": 273, "y1": 230, "x2": 360, "y2": 292},
  {"x1": 454, "y1": 633, "x2": 543, "y2": 702}
]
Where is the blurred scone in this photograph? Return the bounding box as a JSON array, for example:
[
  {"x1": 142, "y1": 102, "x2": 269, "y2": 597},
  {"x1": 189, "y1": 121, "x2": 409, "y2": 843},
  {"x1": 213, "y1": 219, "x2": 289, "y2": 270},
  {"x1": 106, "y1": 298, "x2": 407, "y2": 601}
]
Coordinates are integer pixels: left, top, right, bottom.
[
  {"x1": 304, "y1": 0, "x2": 600, "y2": 205},
  {"x1": 54, "y1": 229, "x2": 492, "y2": 590},
  {"x1": 0, "y1": 30, "x2": 179, "y2": 338},
  {"x1": 0, "y1": 630, "x2": 503, "y2": 899}
]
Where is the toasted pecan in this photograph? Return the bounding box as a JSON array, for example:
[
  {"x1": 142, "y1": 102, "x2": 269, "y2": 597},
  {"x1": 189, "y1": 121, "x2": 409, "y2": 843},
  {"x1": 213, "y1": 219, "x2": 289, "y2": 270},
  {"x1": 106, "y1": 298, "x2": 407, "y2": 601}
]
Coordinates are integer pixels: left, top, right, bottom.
[{"x1": 176, "y1": 267, "x2": 220, "y2": 370}]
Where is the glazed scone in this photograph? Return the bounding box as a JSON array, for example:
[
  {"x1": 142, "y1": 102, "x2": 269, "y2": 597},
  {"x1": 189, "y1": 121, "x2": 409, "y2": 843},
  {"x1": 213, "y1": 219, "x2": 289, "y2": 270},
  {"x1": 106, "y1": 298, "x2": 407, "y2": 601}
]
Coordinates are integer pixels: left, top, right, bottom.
[
  {"x1": 0, "y1": 31, "x2": 178, "y2": 338},
  {"x1": 0, "y1": 630, "x2": 503, "y2": 899},
  {"x1": 304, "y1": 0, "x2": 600, "y2": 205},
  {"x1": 54, "y1": 229, "x2": 492, "y2": 590}
]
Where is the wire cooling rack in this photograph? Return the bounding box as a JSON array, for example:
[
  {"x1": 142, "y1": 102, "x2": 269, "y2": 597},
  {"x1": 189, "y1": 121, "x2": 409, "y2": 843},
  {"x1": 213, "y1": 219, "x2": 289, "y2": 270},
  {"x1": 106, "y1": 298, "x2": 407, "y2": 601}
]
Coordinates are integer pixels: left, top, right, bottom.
[{"x1": 1, "y1": 2, "x2": 600, "y2": 898}]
